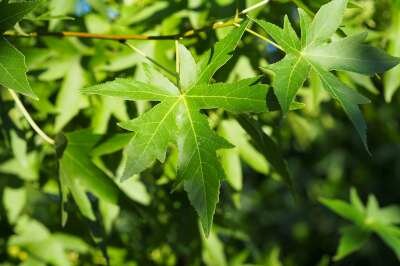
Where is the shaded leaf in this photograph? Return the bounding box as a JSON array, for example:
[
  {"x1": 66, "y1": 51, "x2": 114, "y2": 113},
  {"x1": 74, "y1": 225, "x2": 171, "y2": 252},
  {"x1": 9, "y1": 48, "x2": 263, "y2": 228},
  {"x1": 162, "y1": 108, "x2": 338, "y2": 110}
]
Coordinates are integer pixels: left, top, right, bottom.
[
  {"x1": 0, "y1": 0, "x2": 41, "y2": 33},
  {"x1": 236, "y1": 115, "x2": 293, "y2": 193}
]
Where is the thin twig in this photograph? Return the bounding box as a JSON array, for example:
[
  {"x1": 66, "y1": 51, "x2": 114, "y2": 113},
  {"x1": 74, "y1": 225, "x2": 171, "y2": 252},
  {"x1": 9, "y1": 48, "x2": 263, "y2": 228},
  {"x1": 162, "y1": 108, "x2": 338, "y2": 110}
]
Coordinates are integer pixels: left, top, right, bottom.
[
  {"x1": 291, "y1": 0, "x2": 314, "y2": 16},
  {"x1": 233, "y1": 23, "x2": 285, "y2": 52},
  {"x1": 124, "y1": 42, "x2": 176, "y2": 78},
  {"x1": 8, "y1": 89, "x2": 55, "y2": 145},
  {"x1": 240, "y1": 0, "x2": 270, "y2": 15},
  {"x1": 175, "y1": 40, "x2": 181, "y2": 88},
  {"x1": 3, "y1": 19, "x2": 240, "y2": 41},
  {"x1": 3, "y1": 0, "x2": 273, "y2": 41}
]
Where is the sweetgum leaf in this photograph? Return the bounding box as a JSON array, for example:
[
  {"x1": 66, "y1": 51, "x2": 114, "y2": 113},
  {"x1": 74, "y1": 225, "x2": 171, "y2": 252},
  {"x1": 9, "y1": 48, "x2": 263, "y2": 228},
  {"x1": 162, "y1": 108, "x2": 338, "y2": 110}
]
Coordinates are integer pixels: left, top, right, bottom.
[
  {"x1": 0, "y1": 38, "x2": 36, "y2": 98},
  {"x1": 83, "y1": 20, "x2": 269, "y2": 235},
  {"x1": 322, "y1": 189, "x2": 400, "y2": 260},
  {"x1": 0, "y1": 0, "x2": 40, "y2": 98},
  {"x1": 254, "y1": 0, "x2": 400, "y2": 150},
  {"x1": 57, "y1": 131, "x2": 122, "y2": 224}
]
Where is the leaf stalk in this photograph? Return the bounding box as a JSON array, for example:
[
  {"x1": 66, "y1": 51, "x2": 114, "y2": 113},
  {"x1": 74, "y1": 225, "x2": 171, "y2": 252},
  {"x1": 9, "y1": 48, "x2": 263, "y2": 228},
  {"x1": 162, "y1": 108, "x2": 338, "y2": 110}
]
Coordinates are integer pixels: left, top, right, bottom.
[{"x1": 8, "y1": 89, "x2": 55, "y2": 145}]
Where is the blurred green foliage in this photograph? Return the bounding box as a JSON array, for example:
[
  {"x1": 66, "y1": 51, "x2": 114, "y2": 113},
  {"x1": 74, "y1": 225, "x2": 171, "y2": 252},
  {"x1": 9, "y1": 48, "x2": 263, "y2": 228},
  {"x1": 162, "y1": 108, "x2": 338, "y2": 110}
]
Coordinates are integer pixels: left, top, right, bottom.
[{"x1": 0, "y1": 0, "x2": 400, "y2": 265}]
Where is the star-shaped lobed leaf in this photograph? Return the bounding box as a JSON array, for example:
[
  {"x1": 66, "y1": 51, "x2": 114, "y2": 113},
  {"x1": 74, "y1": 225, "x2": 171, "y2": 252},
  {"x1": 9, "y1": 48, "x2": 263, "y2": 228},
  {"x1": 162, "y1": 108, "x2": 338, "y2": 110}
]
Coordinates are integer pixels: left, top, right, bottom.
[
  {"x1": 254, "y1": 0, "x2": 400, "y2": 150},
  {"x1": 82, "y1": 20, "x2": 269, "y2": 235},
  {"x1": 321, "y1": 188, "x2": 400, "y2": 260},
  {"x1": 56, "y1": 130, "x2": 123, "y2": 225},
  {"x1": 0, "y1": 0, "x2": 41, "y2": 98}
]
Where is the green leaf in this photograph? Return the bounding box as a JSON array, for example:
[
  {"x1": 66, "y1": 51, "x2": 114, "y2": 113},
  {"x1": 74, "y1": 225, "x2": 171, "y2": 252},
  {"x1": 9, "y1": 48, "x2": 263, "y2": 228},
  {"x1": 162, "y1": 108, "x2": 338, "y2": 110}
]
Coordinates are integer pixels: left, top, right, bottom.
[
  {"x1": 194, "y1": 20, "x2": 249, "y2": 86},
  {"x1": 0, "y1": 0, "x2": 41, "y2": 33},
  {"x1": 91, "y1": 133, "x2": 134, "y2": 157},
  {"x1": 320, "y1": 197, "x2": 365, "y2": 225},
  {"x1": 377, "y1": 206, "x2": 400, "y2": 225},
  {"x1": 57, "y1": 130, "x2": 123, "y2": 223},
  {"x1": 82, "y1": 20, "x2": 267, "y2": 235},
  {"x1": 54, "y1": 58, "x2": 86, "y2": 132},
  {"x1": 187, "y1": 77, "x2": 268, "y2": 113},
  {"x1": 0, "y1": 38, "x2": 36, "y2": 98},
  {"x1": 3, "y1": 187, "x2": 26, "y2": 224},
  {"x1": 306, "y1": 0, "x2": 347, "y2": 46},
  {"x1": 120, "y1": 99, "x2": 180, "y2": 180},
  {"x1": 254, "y1": 0, "x2": 399, "y2": 150},
  {"x1": 350, "y1": 187, "x2": 365, "y2": 213},
  {"x1": 298, "y1": 8, "x2": 312, "y2": 48},
  {"x1": 177, "y1": 100, "x2": 232, "y2": 235},
  {"x1": 81, "y1": 77, "x2": 179, "y2": 100},
  {"x1": 201, "y1": 230, "x2": 227, "y2": 266},
  {"x1": 304, "y1": 33, "x2": 400, "y2": 75},
  {"x1": 218, "y1": 123, "x2": 243, "y2": 191},
  {"x1": 376, "y1": 225, "x2": 400, "y2": 259},
  {"x1": 311, "y1": 64, "x2": 370, "y2": 151},
  {"x1": 266, "y1": 54, "x2": 310, "y2": 113},
  {"x1": 253, "y1": 19, "x2": 299, "y2": 53},
  {"x1": 323, "y1": 189, "x2": 400, "y2": 260},
  {"x1": 334, "y1": 226, "x2": 370, "y2": 261},
  {"x1": 178, "y1": 44, "x2": 197, "y2": 91},
  {"x1": 384, "y1": 6, "x2": 400, "y2": 102}
]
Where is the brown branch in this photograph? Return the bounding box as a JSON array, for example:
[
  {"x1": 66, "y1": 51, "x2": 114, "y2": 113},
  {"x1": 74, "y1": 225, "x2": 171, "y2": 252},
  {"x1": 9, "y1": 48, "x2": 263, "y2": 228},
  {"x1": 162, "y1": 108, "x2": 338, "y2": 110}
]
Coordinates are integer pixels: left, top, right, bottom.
[{"x1": 4, "y1": 18, "x2": 241, "y2": 41}]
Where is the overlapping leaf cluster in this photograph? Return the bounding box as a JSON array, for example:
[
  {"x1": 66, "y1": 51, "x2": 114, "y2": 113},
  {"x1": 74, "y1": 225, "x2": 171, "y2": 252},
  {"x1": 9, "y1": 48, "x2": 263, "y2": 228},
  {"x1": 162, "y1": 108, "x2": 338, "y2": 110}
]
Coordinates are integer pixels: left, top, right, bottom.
[
  {"x1": 255, "y1": 0, "x2": 399, "y2": 149},
  {"x1": 82, "y1": 21, "x2": 268, "y2": 235}
]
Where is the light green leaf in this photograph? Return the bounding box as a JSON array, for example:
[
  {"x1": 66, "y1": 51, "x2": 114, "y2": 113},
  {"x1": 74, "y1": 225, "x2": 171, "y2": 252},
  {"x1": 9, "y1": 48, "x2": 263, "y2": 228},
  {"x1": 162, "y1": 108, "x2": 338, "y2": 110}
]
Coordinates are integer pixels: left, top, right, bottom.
[
  {"x1": 178, "y1": 44, "x2": 197, "y2": 91},
  {"x1": 81, "y1": 77, "x2": 179, "y2": 101},
  {"x1": 3, "y1": 187, "x2": 26, "y2": 224},
  {"x1": 0, "y1": 0, "x2": 41, "y2": 33},
  {"x1": 0, "y1": 38, "x2": 36, "y2": 98},
  {"x1": 306, "y1": 0, "x2": 347, "y2": 46},
  {"x1": 334, "y1": 226, "x2": 370, "y2": 261},
  {"x1": 218, "y1": 119, "x2": 270, "y2": 191},
  {"x1": 378, "y1": 206, "x2": 400, "y2": 225},
  {"x1": 54, "y1": 58, "x2": 86, "y2": 132},
  {"x1": 201, "y1": 230, "x2": 227, "y2": 266},
  {"x1": 91, "y1": 133, "x2": 134, "y2": 157},
  {"x1": 218, "y1": 121, "x2": 242, "y2": 191},
  {"x1": 320, "y1": 197, "x2": 365, "y2": 225},
  {"x1": 283, "y1": 15, "x2": 301, "y2": 51},
  {"x1": 350, "y1": 187, "x2": 365, "y2": 213},
  {"x1": 376, "y1": 226, "x2": 400, "y2": 259},
  {"x1": 298, "y1": 8, "x2": 312, "y2": 48}
]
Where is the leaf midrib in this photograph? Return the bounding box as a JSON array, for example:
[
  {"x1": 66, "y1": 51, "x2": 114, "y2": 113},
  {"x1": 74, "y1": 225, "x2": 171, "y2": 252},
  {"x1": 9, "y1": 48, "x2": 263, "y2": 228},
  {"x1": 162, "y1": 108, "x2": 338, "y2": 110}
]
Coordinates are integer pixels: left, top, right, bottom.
[{"x1": 181, "y1": 96, "x2": 209, "y2": 226}]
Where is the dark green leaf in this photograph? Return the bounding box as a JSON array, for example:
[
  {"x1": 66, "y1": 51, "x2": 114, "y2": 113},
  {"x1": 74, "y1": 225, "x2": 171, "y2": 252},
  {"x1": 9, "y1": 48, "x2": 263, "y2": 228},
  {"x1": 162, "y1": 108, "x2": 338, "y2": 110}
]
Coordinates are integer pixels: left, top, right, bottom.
[
  {"x1": 0, "y1": 0, "x2": 41, "y2": 33},
  {"x1": 236, "y1": 115, "x2": 293, "y2": 193}
]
